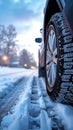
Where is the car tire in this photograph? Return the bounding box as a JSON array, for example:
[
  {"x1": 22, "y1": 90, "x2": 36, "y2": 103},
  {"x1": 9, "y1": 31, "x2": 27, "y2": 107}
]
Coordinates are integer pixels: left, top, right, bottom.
[{"x1": 45, "y1": 13, "x2": 73, "y2": 105}]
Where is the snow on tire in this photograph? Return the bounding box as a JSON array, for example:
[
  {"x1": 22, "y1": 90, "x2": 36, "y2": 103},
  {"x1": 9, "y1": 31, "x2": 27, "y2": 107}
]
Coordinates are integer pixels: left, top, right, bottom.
[{"x1": 45, "y1": 12, "x2": 73, "y2": 105}]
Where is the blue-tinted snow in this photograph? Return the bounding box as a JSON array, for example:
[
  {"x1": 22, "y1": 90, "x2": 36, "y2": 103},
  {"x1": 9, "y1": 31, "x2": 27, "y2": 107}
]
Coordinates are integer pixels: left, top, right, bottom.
[{"x1": 0, "y1": 67, "x2": 73, "y2": 130}]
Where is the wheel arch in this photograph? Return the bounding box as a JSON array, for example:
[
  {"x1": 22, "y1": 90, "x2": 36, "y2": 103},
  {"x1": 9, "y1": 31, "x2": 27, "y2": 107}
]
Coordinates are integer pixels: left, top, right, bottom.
[{"x1": 44, "y1": 0, "x2": 61, "y2": 44}]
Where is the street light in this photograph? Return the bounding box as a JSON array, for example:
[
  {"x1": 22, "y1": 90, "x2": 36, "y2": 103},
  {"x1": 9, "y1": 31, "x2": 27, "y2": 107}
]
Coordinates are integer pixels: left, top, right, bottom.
[
  {"x1": 2, "y1": 55, "x2": 8, "y2": 61},
  {"x1": 24, "y1": 63, "x2": 27, "y2": 67},
  {"x1": 2, "y1": 55, "x2": 9, "y2": 66}
]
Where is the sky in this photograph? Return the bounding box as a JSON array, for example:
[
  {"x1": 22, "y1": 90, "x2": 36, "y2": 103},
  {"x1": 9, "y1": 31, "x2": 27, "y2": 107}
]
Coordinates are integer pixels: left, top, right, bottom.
[{"x1": 0, "y1": 0, "x2": 46, "y2": 64}]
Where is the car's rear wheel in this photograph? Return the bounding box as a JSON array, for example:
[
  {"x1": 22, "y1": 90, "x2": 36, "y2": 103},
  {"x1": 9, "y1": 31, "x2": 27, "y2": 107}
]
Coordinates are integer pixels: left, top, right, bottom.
[{"x1": 45, "y1": 13, "x2": 73, "y2": 105}]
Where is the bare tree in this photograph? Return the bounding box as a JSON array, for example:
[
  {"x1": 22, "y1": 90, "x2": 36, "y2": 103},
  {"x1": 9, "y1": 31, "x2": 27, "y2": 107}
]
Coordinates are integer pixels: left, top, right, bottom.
[
  {"x1": 19, "y1": 49, "x2": 37, "y2": 68},
  {"x1": 4, "y1": 24, "x2": 17, "y2": 56},
  {"x1": 0, "y1": 25, "x2": 5, "y2": 65},
  {"x1": 0, "y1": 25, "x2": 5, "y2": 51},
  {"x1": 0, "y1": 24, "x2": 18, "y2": 66}
]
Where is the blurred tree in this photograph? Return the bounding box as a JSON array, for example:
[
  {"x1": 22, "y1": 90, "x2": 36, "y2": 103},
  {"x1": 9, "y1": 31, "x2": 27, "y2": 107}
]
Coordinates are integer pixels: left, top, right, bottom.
[
  {"x1": 0, "y1": 24, "x2": 18, "y2": 66},
  {"x1": 0, "y1": 25, "x2": 5, "y2": 65},
  {"x1": 4, "y1": 24, "x2": 17, "y2": 56},
  {"x1": 19, "y1": 49, "x2": 37, "y2": 68}
]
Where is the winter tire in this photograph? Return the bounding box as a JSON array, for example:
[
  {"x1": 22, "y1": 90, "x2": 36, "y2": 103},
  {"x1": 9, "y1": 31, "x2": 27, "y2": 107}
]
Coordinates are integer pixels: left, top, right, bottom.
[{"x1": 45, "y1": 13, "x2": 73, "y2": 105}]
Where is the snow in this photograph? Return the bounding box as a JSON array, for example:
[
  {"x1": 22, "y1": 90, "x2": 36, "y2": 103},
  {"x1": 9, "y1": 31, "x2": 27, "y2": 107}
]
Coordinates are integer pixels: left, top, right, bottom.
[
  {"x1": 55, "y1": 103, "x2": 73, "y2": 130},
  {"x1": 40, "y1": 110, "x2": 51, "y2": 130},
  {"x1": 0, "y1": 67, "x2": 38, "y2": 98},
  {"x1": 0, "y1": 66, "x2": 38, "y2": 77},
  {"x1": 0, "y1": 78, "x2": 33, "y2": 130},
  {"x1": 0, "y1": 67, "x2": 73, "y2": 130},
  {"x1": 40, "y1": 78, "x2": 73, "y2": 130}
]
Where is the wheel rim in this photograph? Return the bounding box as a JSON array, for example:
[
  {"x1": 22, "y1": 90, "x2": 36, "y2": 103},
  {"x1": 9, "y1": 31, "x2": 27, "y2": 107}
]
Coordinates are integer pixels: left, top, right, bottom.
[{"x1": 46, "y1": 25, "x2": 57, "y2": 90}]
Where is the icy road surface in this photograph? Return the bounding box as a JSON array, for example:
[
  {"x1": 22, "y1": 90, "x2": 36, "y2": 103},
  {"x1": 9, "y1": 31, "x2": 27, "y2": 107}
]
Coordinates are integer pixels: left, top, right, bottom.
[{"x1": 0, "y1": 67, "x2": 73, "y2": 130}]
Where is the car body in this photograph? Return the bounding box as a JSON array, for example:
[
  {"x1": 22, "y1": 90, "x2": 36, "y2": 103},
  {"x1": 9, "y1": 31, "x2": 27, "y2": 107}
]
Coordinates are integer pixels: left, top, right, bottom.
[{"x1": 35, "y1": 0, "x2": 73, "y2": 105}]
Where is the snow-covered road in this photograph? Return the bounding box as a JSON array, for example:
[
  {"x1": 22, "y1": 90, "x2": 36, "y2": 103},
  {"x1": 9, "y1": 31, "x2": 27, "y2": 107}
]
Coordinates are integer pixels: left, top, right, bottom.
[
  {"x1": 0, "y1": 77, "x2": 29, "y2": 122},
  {"x1": 0, "y1": 67, "x2": 73, "y2": 130}
]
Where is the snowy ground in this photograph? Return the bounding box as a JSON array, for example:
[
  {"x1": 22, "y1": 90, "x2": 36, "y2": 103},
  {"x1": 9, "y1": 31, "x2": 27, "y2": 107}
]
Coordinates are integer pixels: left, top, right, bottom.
[
  {"x1": 0, "y1": 66, "x2": 37, "y2": 99},
  {"x1": 0, "y1": 67, "x2": 73, "y2": 130}
]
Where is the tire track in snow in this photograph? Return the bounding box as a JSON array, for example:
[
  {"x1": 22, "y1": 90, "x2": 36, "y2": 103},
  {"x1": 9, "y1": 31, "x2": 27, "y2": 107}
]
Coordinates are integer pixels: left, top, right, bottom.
[
  {"x1": 29, "y1": 77, "x2": 41, "y2": 130},
  {"x1": 28, "y1": 77, "x2": 65, "y2": 130},
  {"x1": 28, "y1": 77, "x2": 51, "y2": 130},
  {"x1": 39, "y1": 78, "x2": 65, "y2": 130}
]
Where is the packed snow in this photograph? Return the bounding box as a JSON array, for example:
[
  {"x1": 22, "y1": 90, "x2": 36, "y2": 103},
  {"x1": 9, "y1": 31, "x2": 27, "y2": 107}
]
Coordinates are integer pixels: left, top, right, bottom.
[{"x1": 0, "y1": 67, "x2": 73, "y2": 130}]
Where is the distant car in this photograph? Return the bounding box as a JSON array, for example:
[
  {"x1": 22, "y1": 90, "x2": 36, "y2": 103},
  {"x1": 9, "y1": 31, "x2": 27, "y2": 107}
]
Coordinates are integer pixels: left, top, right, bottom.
[{"x1": 35, "y1": 0, "x2": 73, "y2": 105}]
